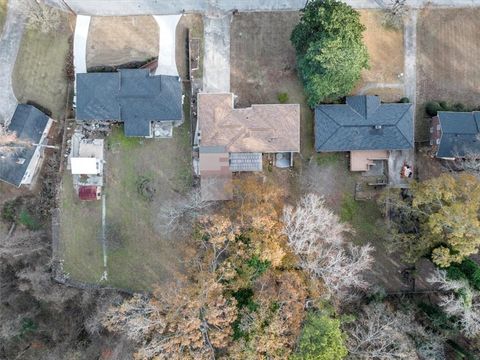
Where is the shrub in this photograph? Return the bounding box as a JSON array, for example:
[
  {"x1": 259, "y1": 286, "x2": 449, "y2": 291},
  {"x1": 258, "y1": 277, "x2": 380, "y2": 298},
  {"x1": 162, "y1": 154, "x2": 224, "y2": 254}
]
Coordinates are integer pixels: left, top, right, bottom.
[
  {"x1": 2, "y1": 199, "x2": 20, "y2": 223},
  {"x1": 425, "y1": 101, "x2": 441, "y2": 117},
  {"x1": 277, "y1": 92, "x2": 289, "y2": 104},
  {"x1": 18, "y1": 210, "x2": 40, "y2": 230},
  {"x1": 452, "y1": 102, "x2": 466, "y2": 112},
  {"x1": 399, "y1": 97, "x2": 410, "y2": 103},
  {"x1": 438, "y1": 101, "x2": 448, "y2": 110},
  {"x1": 447, "y1": 265, "x2": 467, "y2": 281}
]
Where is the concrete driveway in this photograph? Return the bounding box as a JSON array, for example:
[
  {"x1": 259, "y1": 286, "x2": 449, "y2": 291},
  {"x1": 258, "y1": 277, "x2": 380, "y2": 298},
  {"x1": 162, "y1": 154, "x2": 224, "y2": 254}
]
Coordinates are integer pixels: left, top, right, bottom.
[
  {"x1": 0, "y1": 0, "x2": 26, "y2": 126},
  {"x1": 73, "y1": 15, "x2": 91, "y2": 75},
  {"x1": 154, "y1": 15, "x2": 181, "y2": 76},
  {"x1": 203, "y1": 15, "x2": 231, "y2": 93}
]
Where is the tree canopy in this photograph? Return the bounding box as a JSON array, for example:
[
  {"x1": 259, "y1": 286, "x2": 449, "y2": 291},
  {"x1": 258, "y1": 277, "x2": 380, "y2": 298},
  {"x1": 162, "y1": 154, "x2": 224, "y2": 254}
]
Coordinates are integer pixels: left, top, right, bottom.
[
  {"x1": 385, "y1": 173, "x2": 480, "y2": 267},
  {"x1": 291, "y1": 312, "x2": 348, "y2": 360},
  {"x1": 291, "y1": 0, "x2": 369, "y2": 107}
]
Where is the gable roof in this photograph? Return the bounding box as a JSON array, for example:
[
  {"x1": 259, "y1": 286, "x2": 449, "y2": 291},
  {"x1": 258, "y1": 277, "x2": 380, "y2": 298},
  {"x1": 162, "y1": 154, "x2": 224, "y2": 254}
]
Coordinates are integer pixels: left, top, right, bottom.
[
  {"x1": 314, "y1": 96, "x2": 413, "y2": 152},
  {"x1": 198, "y1": 93, "x2": 300, "y2": 153},
  {"x1": 76, "y1": 69, "x2": 183, "y2": 137},
  {"x1": 436, "y1": 111, "x2": 480, "y2": 158},
  {"x1": 0, "y1": 105, "x2": 50, "y2": 187}
]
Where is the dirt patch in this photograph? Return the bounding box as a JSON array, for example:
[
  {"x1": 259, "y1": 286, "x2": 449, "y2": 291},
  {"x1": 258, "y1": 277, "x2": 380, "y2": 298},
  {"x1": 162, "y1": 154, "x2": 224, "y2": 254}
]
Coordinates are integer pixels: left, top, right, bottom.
[
  {"x1": 12, "y1": 13, "x2": 73, "y2": 120},
  {"x1": 176, "y1": 14, "x2": 203, "y2": 80},
  {"x1": 363, "y1": 87, "x2": 405, "y2": 102},
  {"x1": 86, "y1": 16, "x2": 158, "y2": 69},
  {"x1": 230, "y1": 12, "x2": 314, "y2": 157},
  {"x1": 417, "y1": 8, "x2": 480, "y2": 139},
  {"x1": 358, "y1": 10, "x2": 404, "y2": 85}
]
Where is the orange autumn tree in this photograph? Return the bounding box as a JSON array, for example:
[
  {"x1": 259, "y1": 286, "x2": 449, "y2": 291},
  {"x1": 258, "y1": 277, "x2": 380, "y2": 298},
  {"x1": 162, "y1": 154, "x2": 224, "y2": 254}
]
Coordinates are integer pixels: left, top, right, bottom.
[{"x1": 102, "y1": 278, "x2": 237, "y2": 360}]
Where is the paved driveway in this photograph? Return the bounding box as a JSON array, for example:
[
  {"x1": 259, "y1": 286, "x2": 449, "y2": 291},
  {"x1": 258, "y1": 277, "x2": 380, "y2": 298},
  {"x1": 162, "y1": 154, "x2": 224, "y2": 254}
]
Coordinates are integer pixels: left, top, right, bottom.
[
  {"x1": 0, "y1": 0, "x2": 26, "y2": 126},
  {"x1": 154, "y1": 15, "x2": 181, "y2": 76},
  {"x1": 203, "y1": 15, "x2": 231, "y2": 93}
]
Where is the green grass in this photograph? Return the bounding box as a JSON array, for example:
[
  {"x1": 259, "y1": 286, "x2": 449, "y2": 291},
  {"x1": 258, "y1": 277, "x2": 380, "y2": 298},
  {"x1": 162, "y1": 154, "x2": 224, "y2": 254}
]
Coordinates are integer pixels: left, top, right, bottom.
[
  {"x1": 104, "y1": 125, "x2": 192, "y2": 290},
  {"x1": 340, "y1": 194, "x2": 385, "y2": 243},
  {"x1": 314, "y1": 152, "x2": 345, "y2": 167},
  {"x1": 60, "y1": 120, "x2": 192, "y2": 291},
  {"x1": 59, "y1": 174, "x2": 104, "y2": 283},
  {"x1": 18, "y1": 210, "x2": 41, "y2": 231}
]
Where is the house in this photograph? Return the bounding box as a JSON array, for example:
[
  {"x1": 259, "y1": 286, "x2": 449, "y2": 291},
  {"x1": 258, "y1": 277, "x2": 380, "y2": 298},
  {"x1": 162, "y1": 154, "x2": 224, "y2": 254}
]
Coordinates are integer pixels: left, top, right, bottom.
[
  {"x1": 431, "y1": 112, "x2": 480, "y2": 160},
  {"x1": 69, "y1": 132, "x2": 104, "y2": 200},
  {"x1": 76, "y1": 69, "x2": 183, "y2": 138},
  {"x1": 196, "y1": 93, "x2": 300, "y2": 201},
  {"x1": 315, "y1": 95, "x2": 413, "y2": 175},
  {"x1": 0, "y1": 105, "x2": 53, "y2": 187}
]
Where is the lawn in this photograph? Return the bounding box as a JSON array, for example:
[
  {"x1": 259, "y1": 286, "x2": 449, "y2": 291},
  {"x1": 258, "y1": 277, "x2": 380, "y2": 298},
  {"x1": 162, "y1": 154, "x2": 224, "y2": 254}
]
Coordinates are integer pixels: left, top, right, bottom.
[
  {"x1": 0, "y1": 0, "x2": 6, "y2": 33},
  {"x1": 86, "y1": 16, "x2": 159, "y2": 69},
  {"x1": 59, "y1": 121, "x2": 192, "y2": 291},
  {"x1": 12, "y1": 11, "x2": 73, "y2": 120},
  {"x1": 230, "y1": 12, "x2": 314, "y2": 158},
  {"x1": 417, "y1": 8, "x2": 480, "y2": 141},
  {"x1": 59, "y1": 173, "x2": 104, "y2": 284},
  {"x1": 354, "y1": 10, "x2": 405, "y2": 100}
]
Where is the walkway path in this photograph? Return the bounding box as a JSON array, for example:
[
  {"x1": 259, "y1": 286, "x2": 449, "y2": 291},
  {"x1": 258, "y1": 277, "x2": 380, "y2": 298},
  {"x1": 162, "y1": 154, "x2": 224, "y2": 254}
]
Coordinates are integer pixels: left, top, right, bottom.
[
  {"x1": 73, "y1": 15, "x2": 91, "y2": 75},
  {"x1": 63, "y1": 0, "x2": 480, "y2": 15},
  {"x1": 0, "y1": 0, "x2": 26, "y2": 126},
  {"x1": 154, "y1": 15, "x2": 181, "y2": 77},
  {"x1": 203, "y1": 14, "x2": 231, "y2": 92},
  {"x1": 404, "y1": 9, "x2": 418, "y2": 105},
  {"x1": 358, "y1": 82, "x2": 404, "y2": 95}
]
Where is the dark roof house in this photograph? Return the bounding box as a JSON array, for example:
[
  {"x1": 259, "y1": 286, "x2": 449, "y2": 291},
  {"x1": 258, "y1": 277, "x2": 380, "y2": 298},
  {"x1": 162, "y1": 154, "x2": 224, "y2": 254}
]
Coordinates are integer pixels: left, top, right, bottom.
[
  {"x1": 76, "y1": 69, "x2": 183, "y2": 137},
  {"x1": 433, "y1": 112, "x2": 480, "y2": 159},
  {"x1": 314, "y1": 96, "x2": 413, "y2": 152},
  {"x1": 0, "y1": 105, "x2": 52, "y2": 187}
]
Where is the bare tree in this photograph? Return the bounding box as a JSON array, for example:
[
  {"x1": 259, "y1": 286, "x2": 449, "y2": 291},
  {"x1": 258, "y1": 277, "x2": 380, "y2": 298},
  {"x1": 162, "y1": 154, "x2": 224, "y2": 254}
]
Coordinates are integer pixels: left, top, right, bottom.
[
  {"x1": 453, "y1": 149, "x2": 480, "y2": 179},
  {"x1": 283, "y1": 194, "x2": 374, "y2": 300},
  {"x1": 19, "y1": 0, "x2": 64, "y2": 34},
  {"x1": 345, "y1": 302, "x2": 445, "y2": 360},
  {"x1": 427, "y1": 269, "x2": 480, "y2": 338},
  {"x1": 157, "y1": 187, "x2": 213, "y2": 233},
  {"x1": 0, "y1": 125, "x2": 17, "y2": 146},
  {"x1": 382, "y1": 0, "x2": 407, "y2": 30}
]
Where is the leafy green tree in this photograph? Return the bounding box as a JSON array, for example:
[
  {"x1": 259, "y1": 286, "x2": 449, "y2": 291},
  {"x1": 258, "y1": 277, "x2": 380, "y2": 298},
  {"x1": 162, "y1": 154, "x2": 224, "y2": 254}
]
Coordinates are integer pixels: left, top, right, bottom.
[
  {"x1": 385, "y1": 173, "x2": 480, "y2": 267},
  {"x1": 291, "y1": 0, "x2": 369, "y2": 106},
  {"x1": 291, "y1": 312, "x2": 348, "y2": 360}
]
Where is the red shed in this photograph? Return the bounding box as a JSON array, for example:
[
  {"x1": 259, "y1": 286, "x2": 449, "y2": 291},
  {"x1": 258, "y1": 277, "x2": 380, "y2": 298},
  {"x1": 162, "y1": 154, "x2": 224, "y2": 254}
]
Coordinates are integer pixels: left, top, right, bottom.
[{"x1": 78, "y1": 185, "x2": 100, "y2": 201}]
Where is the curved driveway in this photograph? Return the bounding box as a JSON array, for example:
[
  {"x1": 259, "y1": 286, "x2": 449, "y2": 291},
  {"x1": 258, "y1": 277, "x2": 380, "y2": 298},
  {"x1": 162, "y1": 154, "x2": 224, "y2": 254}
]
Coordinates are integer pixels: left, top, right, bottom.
[{"x1": 0, "y1": 0, "x2": 26, "y2": 126}]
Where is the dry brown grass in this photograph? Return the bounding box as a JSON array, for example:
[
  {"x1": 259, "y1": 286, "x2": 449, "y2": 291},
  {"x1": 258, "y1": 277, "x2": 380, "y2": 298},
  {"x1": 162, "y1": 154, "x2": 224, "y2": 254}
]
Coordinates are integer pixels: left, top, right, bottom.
[
  {"x1": 357, "y1": 10, "x2": 404, "y2": 86},
  {"x1": 86, "y1": 16, "x2": 159, "y2": 68},
  {"x1": 12, "y1": 12, "x2": 73, "y2": 119},
  {"x1": 230, "y1": 12, "x2": 314, "y2": 157},
  {"x1": 0, "y1": 0, "x2": 7, "y2": 32},
  {"x1": 176, "y1": 14, "x2": 203, "y2": 79},
  {"x1": 417, "y1": 8, "x2": 480, "y2": 139},
  {"x1": 363, "y1": 87, "x2": 405, "y2": 102}
]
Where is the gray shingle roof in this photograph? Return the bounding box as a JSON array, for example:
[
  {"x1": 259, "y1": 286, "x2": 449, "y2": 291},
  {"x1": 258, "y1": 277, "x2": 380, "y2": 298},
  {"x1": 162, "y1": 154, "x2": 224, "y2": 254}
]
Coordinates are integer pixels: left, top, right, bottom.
[
  {"x1": 314, "y1": 96, "x2": 413, "y2": 152},
  {"x1": 437, "y1": 111, "x2": 480, "y2": 158},
  {"x1": 0, "y1": 105, "x2": 49, "y2": 187},
  {"x1": 76, "y1": 69, "x2": 182, "y2": 137}
]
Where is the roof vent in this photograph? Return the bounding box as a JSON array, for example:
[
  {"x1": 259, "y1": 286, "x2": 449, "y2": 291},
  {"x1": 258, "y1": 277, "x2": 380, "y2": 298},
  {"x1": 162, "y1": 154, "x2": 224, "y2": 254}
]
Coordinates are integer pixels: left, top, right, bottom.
[
  {"x1": 16, "y1": 158, "x2": 26, "y2": 165},
  {"x1": 374, "y1": 125, "x2": 382, "y2": 130}
]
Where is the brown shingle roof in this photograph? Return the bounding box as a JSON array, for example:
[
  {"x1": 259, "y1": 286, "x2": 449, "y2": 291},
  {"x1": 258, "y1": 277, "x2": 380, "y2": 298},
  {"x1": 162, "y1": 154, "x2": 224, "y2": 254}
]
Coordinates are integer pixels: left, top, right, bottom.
[{"x1": 198, "y1": 93, "x2": 300, "y2": 153}]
